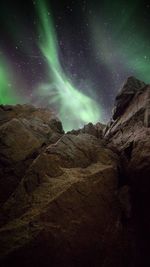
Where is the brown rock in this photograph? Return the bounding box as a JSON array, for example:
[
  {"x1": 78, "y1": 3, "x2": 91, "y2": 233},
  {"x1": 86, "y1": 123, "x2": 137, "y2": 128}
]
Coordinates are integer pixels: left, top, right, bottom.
[
  {"x1": 0, "y1": 118, "x2": 41, "y2": 162},
  {"x1": 0, "y1": 105, "x2": 64, "y2": 206},
  {"x1": 112, "y1": 76, "x2": 146, "y2": 120},
  {"x1": 104, "y1": 78, "x2": 150, "y2": 266},
  {"x1": 0, "y1": 135, "x2": 133, "y2": 266},
  {"x1": 1, "y1": 77, "x2": 150, "y2": 267},
  {"x1": 0, "y1": 104, "x2": 55, "y2": 126},
  {"x1": 67, "y1": 122, "x2": 105, "y2": 138}
]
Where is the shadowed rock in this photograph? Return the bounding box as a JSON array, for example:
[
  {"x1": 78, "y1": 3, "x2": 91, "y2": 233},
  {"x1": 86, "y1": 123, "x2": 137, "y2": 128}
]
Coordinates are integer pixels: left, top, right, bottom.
[
  {"x1": 0, "y1": 105, "x2": 64, "y2": 206},
  {"x1": 105, "y1": 78, "x2": 150, "y2": 267},
  {"x1": 0, "y1": 77, "x2": 150, "y2": 267},
  {"x1": 112, "y1": 76, "x2": 146, "y2": 120}
]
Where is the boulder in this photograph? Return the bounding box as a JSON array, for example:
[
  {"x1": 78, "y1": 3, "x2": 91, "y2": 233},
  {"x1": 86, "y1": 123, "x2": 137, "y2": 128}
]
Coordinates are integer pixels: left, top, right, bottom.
[{"x1": 0, "y1": 105, "x2": 64, "y2": 206}]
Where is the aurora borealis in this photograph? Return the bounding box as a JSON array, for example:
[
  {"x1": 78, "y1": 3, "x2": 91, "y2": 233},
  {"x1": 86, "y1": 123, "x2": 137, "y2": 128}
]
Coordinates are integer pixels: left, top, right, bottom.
[
  {"x1": 0, "y1": 0, "x2": 150, "y2": 130},
  {"x1": 0, "y1": 55, "x2": 21, "y2": 104},
  {"x1": 35, "y1": 0, "x2": 101, "y2": 130}
]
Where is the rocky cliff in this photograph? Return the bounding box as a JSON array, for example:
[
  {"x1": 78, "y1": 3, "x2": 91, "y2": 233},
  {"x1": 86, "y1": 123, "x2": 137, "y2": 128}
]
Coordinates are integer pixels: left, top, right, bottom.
[{"x1": 0, "y1": 77, "x2": 150, "y2": 267}]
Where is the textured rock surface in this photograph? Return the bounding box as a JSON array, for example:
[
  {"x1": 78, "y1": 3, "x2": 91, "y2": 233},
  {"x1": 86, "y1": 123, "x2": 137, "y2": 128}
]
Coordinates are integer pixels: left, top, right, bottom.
[
  {"x1": 0, "y1": 77, "x2": 150, "y2": 266},
  {"x1": 67, "y1": 122, "x2": 105, "y2": 138},
  {"x1": 0, "y1": 138, "x2": 133, "y2": 267},
  {"x1": 0, "y1": 105, "x2": 64, "y2": 205},
  {"x1": 112, "y1": 76, "x2": 146, "y2": 120},
  {"x1": 105, "y1": 80, "x2": 150, "y2": 267}
]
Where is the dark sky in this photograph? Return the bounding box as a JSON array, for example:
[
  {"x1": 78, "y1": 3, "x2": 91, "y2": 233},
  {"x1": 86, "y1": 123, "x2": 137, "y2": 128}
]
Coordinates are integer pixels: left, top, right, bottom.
[{"x1": 0, "y1": 0, "x2": 150, "y2": 128}]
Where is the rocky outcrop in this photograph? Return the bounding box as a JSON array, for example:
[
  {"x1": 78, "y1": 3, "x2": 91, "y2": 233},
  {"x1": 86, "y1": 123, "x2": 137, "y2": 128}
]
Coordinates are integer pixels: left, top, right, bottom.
[
  {"x1": 112, "y1": 76, "x2": 146, "y2": 120},
  {"x1": 104, "y1": 78, "x2": 150, "y2": 267},
  {"x1": 0, "y1": 104, "x2": 64, "y2": 205},
  {"x1": 0, "y1": 77, "x2": 150, "y2": 267},
  {"x1": 67, "y1": 122, "x2": 105, "y2": 138},
  {"x1": 0, "y1": 151, "x2": 133, "y2": 267},
  {"x1": 0, "y1": 136, "x2": 131, "y2": 267}
]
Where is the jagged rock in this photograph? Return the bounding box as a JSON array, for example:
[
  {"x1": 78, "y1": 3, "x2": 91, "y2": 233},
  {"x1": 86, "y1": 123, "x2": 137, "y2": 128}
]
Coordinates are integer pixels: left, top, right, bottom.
[
  {"x1": 67, "y1": 122, "x2": 105, "y2": 138},
  {"x1": 0, "y1": 77, "x2": 150, "y2": 267},
  {"x1": 0, "y1": 132, "x2": 133, "y2": 267},
  {"x1": 0, "y1": 105, "x2": 64, "y2": 206},
  {"x1": 0, "y1": 118, "x2": 42, "y2": 162},
  {"x1": 104, "y1": 79, "x2": 150, "y2": 267},
  {"x1": 105, "y1": 84, "x2": 150, "y2": 145},
  {"x1": 0, "y1": 133, "x2": 118, "y2": 223},
  {"x1": 0, "y1": 104, "x2": 55, "y2": 125},
  {"x1": 112, "y1": 76, "x2": 146, "y2": 120}
]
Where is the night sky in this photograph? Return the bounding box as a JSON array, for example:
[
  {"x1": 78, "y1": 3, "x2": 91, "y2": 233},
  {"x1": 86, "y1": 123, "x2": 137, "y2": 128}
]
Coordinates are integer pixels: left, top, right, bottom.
[{"x1": 0, "y1": 0, "x2": 150, "y2": 130}]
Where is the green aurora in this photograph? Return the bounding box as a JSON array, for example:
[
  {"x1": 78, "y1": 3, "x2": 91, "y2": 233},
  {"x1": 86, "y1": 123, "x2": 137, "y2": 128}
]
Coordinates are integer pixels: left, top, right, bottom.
[
  {"x1": 35, "y1": 0, "x2": 101, "y2": 131},
  {"x1": 0, "y1": 55, "x2": 21, "y2": 104},
  {"x1": 0, "y1": 0, "x2": 150, "y2": 130},
  {"x1": 89, "y1": 0, "x2": 150, "y2": 83}
]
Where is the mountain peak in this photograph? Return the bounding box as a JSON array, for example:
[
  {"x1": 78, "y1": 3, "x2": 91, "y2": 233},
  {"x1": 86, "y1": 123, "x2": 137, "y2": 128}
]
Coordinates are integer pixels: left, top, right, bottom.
[{"x1": 112, "y1": 76, "x2": 146, "y2": 120}]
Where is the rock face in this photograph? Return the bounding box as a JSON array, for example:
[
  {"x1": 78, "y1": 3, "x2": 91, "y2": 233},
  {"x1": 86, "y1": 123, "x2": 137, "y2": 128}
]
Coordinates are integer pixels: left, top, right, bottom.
[
  {"x1": 104, "y1": 79, "x2": 150, "y2": 267},
  {"x1": 0, "y1": 77, "x2": 150, "y2": 267},
  {"x1": 113, "y1": 76, "x2": 146, "y2": 120},
  {"x1": 0, "y1": 104, "x2": 64, "y2": 205},
  {"x1": 67, "y1": 122, "x2": 105, "y2": 138},
  {"x1": 112, "y1": 76, "x2": 146, "y2": 120}
]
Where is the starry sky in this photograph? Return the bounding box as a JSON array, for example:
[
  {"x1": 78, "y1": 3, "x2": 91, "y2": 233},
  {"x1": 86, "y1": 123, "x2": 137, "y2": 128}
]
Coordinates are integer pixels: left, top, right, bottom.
[{"x1": 0, "y1": 0, "x2": 150, "y2": 130}]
